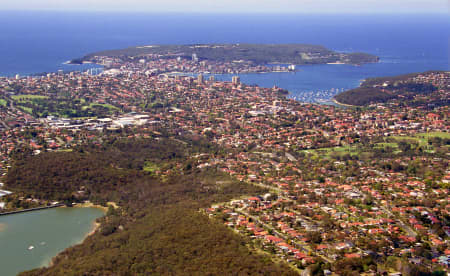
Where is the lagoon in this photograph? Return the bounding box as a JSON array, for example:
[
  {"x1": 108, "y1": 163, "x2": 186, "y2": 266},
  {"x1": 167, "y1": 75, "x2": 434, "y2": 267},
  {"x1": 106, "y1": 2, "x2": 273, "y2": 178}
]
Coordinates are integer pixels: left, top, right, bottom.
[{"x1": 0, "y1": 207, "x2": 104, "y2": 276}]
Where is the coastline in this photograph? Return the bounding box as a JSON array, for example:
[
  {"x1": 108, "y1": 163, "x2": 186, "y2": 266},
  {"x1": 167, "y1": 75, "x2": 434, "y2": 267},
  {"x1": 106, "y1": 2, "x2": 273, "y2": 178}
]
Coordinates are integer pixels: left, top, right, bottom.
[
  {"x1": 71, "y1": 201, "x2": 118, "y2": 212},
  {"x1": 81, "y1": 219, "x2": 101, "y2": 244},
  {"x1": 45, "y1": 204, "x2": 107, "y2": 268},
  {"x1": 167, "y1": 70, "x2": 298, "y2": 76},
  {"x1": 72, "y1": 201, "x2": 107, "y2": 211},
  {"x1": 74, "y1": 201, "x2": 118, "y2": 239},
  {"x1": 46, "y1": 221, "x2": 101, "y2": 268},
  {"x1": 332, "y1": 98, "x2": 357, "y2": 108}
]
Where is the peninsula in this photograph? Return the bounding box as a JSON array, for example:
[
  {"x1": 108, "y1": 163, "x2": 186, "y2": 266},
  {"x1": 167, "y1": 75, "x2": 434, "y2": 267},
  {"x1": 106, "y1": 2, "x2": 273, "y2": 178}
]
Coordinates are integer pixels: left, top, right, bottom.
[
  {"x1": 334, "y1": 71, "x2": 449, "y2": 107},
  {"x1": 70, "y1": 44, "x2": 379, "y2": 73}
]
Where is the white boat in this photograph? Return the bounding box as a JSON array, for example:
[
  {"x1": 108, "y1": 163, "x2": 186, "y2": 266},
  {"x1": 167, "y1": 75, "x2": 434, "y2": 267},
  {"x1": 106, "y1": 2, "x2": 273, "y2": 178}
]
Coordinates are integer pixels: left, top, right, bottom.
[{"x1": 28, "y1": 246, "x2": 34, "y2": 250}]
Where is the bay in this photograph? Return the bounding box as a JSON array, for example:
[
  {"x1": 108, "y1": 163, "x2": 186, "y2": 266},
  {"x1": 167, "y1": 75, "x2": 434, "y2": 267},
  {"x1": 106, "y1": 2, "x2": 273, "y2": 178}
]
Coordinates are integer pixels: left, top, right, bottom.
[
  {"x1": 0, "y1": 12, "x2": 447, "y2": 102},
  {"x1": 0, "y1": 207, "x2": 105, "y2": 276}
]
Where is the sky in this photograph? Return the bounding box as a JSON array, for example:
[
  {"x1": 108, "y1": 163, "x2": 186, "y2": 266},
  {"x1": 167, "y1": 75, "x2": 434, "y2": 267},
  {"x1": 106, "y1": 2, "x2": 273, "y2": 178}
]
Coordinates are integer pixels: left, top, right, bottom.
[{"x1": 1, "y1": 0, "x2": 448, "y2": 13}]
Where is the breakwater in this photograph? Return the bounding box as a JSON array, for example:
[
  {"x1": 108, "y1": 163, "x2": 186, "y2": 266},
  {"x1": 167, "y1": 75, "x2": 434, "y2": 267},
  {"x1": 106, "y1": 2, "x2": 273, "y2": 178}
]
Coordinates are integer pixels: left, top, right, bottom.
[{"x1": 0, "y1": 204, "x2": 64, "y2": 216}]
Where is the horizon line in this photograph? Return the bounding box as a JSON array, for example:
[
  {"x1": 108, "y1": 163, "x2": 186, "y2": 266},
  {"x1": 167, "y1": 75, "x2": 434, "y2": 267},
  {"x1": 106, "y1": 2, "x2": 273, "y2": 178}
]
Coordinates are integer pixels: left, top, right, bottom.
[{"x1": 0, "y1": 9, "x2": 448, "y2": 15}]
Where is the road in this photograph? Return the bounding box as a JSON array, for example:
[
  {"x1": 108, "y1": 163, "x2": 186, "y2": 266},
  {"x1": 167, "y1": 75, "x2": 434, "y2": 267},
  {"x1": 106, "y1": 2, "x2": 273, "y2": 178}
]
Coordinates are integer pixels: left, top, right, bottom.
[
  {"x1": 236, "y1": 206, "x2": 334, "y2": 263},
  {"x1": 380, "y1": 205, "x2": 417, "y2": 237}
]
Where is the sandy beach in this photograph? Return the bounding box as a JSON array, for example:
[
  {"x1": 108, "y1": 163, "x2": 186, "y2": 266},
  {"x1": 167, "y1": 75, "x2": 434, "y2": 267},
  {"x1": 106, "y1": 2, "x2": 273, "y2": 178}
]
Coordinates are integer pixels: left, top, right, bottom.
[
  {"x1": 84, "y1": 221, "x2": 101, "y2": 240},
  {"x1": 332, "y1": 98, "x2": 356, "y2": 107},
  {"x1": 72, "y1": 201, "x2": 118, "y2": 212}
]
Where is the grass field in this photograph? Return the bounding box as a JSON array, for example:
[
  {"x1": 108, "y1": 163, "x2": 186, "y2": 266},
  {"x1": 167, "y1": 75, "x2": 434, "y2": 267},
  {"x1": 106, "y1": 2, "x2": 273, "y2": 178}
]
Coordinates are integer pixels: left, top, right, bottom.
[
  {"x1": 12, "y1": 95, "x2": 49, "y2": 115},
  {"x1": 12, "y1": 95, "x2": 49, "y2": 101},
  {"x1": 17, "y1": 106, "x2": 33, "y2": 114},
  {"x1": 82, "y1": 103, "x2": 119, "y2": 111},
  {"x1": 417, "y1": 132, "x2": 450, "y2": 139},
  {"x1": 374, "y1": 142, "x2": 398, "y2": 148},
  {"x1": 390, "y1": 132, "x2": 448, "y2": 149},
  {"x1": 301, "y1": 145, "x2": 361, "y2": 158},
  {"x1": 390, "y1": 136, "x2": 427, "y2": 146},
  {"x1": 381, "y1": 132, "x2": 449, "y2": 154},
  {"x1": 11, "y1": 95, "x2": 119, "y2": 118},
  {"x1": 301, "y1": 132, "x2": 449, "y2": 158},
  {"x1": 143, "y1": 161, "x2": 160, "y2": 173}
]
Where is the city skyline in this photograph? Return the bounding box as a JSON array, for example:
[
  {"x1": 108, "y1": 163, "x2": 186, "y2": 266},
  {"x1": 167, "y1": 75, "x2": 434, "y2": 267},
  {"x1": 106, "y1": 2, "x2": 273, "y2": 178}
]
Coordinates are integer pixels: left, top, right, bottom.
[{"x1": 1, "y1": 0, "x2": 448, "y2": 14}]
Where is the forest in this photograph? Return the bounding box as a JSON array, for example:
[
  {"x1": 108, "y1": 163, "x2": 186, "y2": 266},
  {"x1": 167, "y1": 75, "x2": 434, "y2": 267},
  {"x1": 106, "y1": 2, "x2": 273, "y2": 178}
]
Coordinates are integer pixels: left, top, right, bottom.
[
  {"x1": 334, "y1": 71, "x2": 444, "y2": 106},
  {"x1": 5, "y1": 135, "x2": 296, "y2": 275}
]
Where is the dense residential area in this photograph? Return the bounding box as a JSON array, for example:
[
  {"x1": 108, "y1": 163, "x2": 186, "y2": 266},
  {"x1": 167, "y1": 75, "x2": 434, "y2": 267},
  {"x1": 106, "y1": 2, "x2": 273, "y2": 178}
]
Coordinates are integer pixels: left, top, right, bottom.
[{"x1": 0, "y1": 61, "x2": 448, "y2": 275}]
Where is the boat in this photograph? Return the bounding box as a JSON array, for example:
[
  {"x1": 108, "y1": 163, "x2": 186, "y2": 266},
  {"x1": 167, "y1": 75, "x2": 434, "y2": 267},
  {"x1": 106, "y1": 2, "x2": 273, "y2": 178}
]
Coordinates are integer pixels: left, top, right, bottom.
[{"x1": 28, "y1": 245, "x2": 34, "y2": 250}]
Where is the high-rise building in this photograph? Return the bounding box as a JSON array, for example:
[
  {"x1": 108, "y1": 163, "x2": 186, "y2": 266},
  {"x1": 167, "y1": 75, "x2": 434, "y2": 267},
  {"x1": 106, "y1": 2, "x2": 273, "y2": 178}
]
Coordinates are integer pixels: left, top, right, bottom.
[
  {"x1": 197, "y1": 74, "x2": 204, "y2": 84},
  {"x1": 232, "y1": 76, "x2": 240, "y2": 85},
  {"x1": 192, "y1": 53, "x2": 198, "y2": 62}
]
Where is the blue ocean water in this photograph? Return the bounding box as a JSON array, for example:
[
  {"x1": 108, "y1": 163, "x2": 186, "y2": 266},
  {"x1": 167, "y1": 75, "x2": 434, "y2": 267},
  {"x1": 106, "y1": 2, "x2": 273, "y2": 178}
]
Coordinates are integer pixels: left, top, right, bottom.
[{"x1": 0, "y1": 12, "x2": 448, "y2": 99}]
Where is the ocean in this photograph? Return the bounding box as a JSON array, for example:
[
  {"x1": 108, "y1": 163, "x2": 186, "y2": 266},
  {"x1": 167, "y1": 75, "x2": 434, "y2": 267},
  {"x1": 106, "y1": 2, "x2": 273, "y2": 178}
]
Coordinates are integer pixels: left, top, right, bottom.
[{"x1": 0, "y1": 11, "x2": 448, "y2": 101}]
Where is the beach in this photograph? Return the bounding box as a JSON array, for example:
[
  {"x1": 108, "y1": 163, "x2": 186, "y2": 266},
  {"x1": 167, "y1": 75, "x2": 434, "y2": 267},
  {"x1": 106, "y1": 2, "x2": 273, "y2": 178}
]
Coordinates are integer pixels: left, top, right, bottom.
[
  {"x1": 332, "y1": 98, "x2": 356, "y2": 107},
  {"x1": 73, "y1": 201, "x2": 118, "y2": 212}
]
